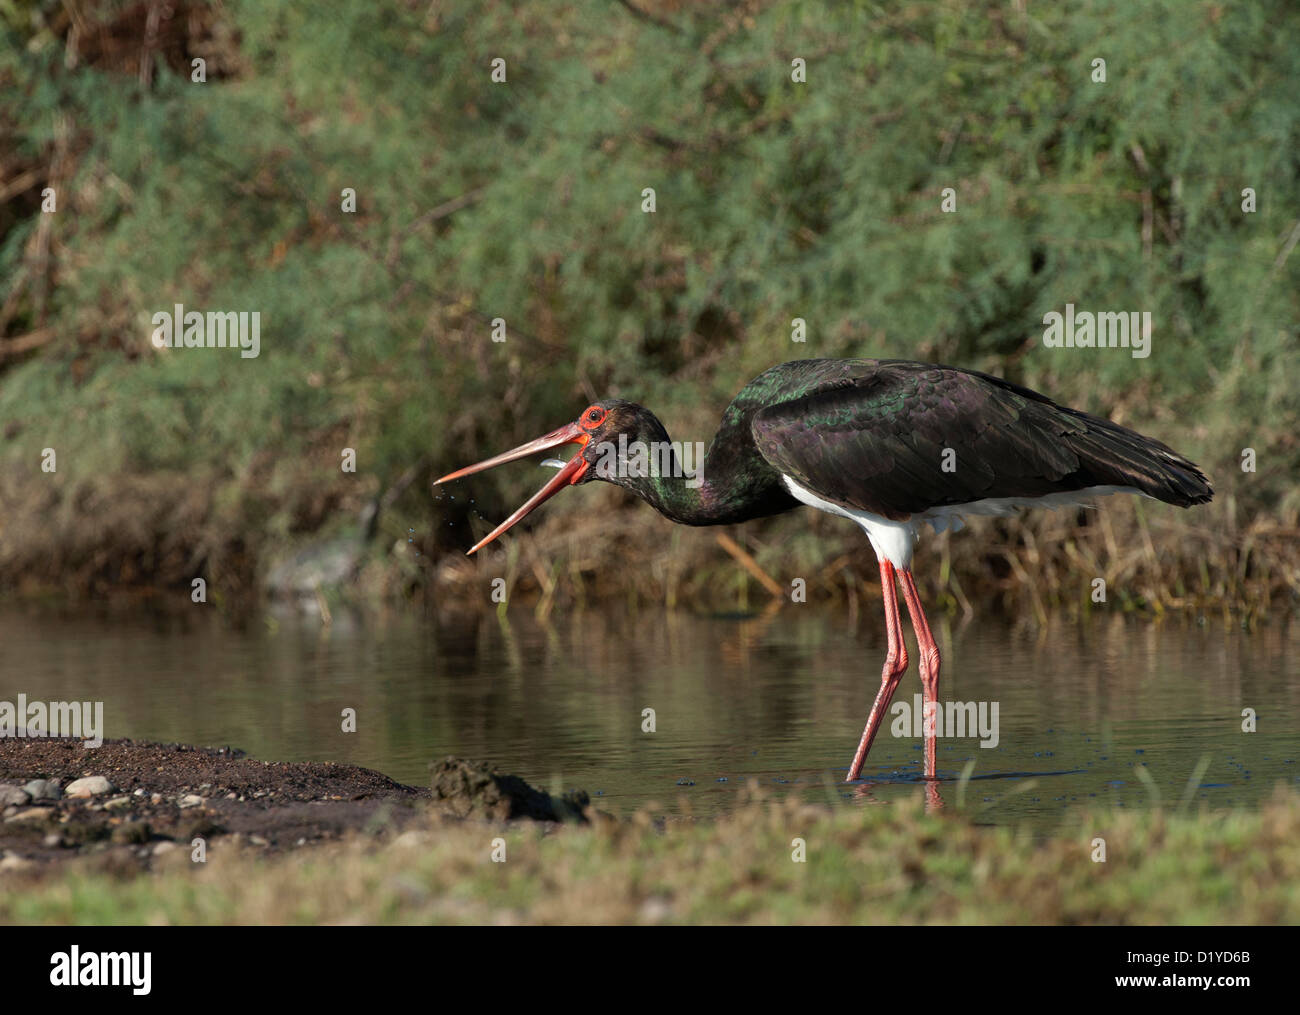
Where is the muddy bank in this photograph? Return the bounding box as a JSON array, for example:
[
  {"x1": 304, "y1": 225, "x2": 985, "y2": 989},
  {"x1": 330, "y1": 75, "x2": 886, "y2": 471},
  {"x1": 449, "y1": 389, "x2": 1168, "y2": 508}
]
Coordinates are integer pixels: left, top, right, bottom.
[{"x1": 0, "y1": 737, "x2": 588, "y2": 874}]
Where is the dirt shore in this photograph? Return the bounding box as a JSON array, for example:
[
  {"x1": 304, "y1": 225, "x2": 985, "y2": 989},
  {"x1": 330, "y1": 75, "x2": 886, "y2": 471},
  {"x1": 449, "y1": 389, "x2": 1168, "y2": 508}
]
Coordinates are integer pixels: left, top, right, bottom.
[{"x1": 0, "y1": 736, "x2": 588, "y2": 874}]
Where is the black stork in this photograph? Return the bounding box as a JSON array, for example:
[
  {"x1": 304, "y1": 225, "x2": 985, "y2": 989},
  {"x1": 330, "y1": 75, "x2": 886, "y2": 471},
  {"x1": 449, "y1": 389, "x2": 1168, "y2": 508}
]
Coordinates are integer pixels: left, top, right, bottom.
[{"x1": 435, "y1": 358, "x2": 1213, "y2": 782}]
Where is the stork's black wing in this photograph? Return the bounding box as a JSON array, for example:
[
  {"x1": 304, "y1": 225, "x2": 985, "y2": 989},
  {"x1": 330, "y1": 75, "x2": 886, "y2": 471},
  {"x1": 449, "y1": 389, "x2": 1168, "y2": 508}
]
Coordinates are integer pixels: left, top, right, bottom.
[{"x1": 749, "y1": 359, "x2": 1212, "y2": 521}]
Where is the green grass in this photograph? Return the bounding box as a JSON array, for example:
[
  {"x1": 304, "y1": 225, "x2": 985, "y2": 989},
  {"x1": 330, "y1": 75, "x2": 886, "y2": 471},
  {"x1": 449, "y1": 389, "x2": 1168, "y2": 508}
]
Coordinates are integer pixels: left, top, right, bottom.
[{"x1": 6, "y1": 787, "x2": 1299, "y2": 924}]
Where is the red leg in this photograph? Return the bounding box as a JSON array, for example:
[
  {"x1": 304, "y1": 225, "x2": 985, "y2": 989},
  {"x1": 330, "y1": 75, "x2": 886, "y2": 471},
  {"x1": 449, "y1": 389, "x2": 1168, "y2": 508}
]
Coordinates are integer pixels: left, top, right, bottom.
[
  {"x1": 897, "y1": 569, "x2": 941, "y2": 780},
  {"x1": 845, "y1": 559, "x2": 910, "y2": 782}
]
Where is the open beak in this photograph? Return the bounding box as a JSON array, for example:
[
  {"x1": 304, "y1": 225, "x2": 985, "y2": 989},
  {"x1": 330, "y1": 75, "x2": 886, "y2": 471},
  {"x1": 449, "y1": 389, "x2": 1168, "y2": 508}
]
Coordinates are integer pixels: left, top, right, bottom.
[{"x1": 434, "y1": 421, "x2": 590, "y2": 554}]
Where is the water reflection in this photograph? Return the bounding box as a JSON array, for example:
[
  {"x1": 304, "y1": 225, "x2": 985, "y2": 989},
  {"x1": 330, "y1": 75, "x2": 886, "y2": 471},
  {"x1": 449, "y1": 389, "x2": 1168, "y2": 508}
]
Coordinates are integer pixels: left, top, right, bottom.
[{"x1": 0, "y1": 606, "x2": 1294, "y2": 827}]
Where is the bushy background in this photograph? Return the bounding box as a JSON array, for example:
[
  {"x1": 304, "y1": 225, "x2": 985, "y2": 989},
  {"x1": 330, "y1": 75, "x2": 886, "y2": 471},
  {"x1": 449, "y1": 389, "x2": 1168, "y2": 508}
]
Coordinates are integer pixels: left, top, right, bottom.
[{"x1": 0, "y1": 0, "x2": 1295, "y2": 614}]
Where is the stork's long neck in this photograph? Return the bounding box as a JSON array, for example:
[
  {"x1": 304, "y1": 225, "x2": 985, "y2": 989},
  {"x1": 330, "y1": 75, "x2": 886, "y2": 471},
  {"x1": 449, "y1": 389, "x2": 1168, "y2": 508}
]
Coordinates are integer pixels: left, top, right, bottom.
[{"x1": 609, "y1": 414, "x2": 797, "y2": 527}]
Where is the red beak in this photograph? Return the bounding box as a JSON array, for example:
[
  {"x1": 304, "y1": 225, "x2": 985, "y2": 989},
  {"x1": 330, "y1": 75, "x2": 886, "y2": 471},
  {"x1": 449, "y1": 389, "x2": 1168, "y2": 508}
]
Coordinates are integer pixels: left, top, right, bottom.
[{"x1": 434, "y1": 421, "x2": 591, "y2": 554}]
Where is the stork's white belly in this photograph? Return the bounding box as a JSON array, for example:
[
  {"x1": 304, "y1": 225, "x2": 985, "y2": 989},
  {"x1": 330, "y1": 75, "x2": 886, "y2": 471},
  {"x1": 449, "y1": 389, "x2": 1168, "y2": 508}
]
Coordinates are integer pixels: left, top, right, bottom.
[{"x1": 781, "y1": 475, "x2": 1144, "y2": 571}]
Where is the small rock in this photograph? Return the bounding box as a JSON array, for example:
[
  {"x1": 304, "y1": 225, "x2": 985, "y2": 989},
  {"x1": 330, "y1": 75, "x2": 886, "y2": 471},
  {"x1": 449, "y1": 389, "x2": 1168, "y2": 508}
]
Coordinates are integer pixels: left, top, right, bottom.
[
  {"x1": 23, "y1": 779, "x2": 60, "y2": 801},
  {"x1": 152, "y1": 841, "x2": 178, "y2": 856},
  {"x1": 0, "y1": 853, "x2": 35, "y2": 873},
  {"x1": 4, "y1": 807, "x2": 54, "y2": 824},
  {"x1": 0, "y1": 785, "x2": 31, "y2": 807},
  {"x1": 42, "y1": 833, "x2": 66, "y2": 849},
  {"x1": 428, "y1": 756, "x2": 590, "y2": 822},
  {"x1": 248, "y1": 834, "x2": 269, "y2": 847},
  {"x1": 133, "y1": 788, "x2": 145, "y2": 796},
  {"x1": 65, "y1": 776, "x2": 113, "y2": 798},
  {"x1": 178, "y1": 794, "x2": 204, "y2": 809},
  {"x1": 104, "y1": 796, "x2": 132, "y2": 810}
]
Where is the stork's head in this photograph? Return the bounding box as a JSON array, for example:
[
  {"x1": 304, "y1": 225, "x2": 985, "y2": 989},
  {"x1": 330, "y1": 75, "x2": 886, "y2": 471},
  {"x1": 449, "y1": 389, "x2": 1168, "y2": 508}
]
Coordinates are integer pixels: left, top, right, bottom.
[{"x1": 434, "y1": 399, "x2": 671, "y2": 553}]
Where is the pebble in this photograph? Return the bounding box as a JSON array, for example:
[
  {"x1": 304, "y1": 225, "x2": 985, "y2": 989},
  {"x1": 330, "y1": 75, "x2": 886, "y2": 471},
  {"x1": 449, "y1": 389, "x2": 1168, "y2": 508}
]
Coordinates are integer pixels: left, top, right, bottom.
[
  {"x1": 65, "y1": 776, "x2": 114, "y2": 798},
  {"x1": 0, "y1": 853, "x2": 34, "y2": 873},
  {"x1": 178, "y1": 794, "x2": 204, "y2": 809},
  {"x1": 104, "y1": 796, "x2": 132, "y2": 810},
  {"x1": 43, "y1": 833, "x2": 66, "y2": 849},
  {"x1": 152, "y1": 841, "x2": 178, "y2": 856},
  {"x1": 0, "y1": 785, "x2": 31, "y2": 807},
  {"x1": 4, "y1": 807, "x2": 54, "y2": 824},
  {"x1": 23, "y1": 779, "x2": 60, "y2": 801}
]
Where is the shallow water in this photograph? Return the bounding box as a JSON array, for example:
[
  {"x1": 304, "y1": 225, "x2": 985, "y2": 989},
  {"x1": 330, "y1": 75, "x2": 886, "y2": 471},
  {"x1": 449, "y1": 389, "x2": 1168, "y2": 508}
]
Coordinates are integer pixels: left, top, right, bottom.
[{"x1": 2, "y1": 605, "x2": 1295, "y2": 826}]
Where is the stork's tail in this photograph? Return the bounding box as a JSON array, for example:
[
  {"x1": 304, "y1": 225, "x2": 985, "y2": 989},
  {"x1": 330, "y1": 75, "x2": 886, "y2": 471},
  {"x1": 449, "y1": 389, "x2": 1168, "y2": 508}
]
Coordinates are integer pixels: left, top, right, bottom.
[{"x1": 1065, "y1": 410, "x2": 1213, "y2": 508}]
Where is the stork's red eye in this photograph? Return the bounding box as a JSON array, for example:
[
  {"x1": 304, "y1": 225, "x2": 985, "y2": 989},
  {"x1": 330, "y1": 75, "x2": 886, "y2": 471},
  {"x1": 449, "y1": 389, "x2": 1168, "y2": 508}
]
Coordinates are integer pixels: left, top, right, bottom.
[{"x1": 582, "y1": 406, "x2": 607, "y2": 428}]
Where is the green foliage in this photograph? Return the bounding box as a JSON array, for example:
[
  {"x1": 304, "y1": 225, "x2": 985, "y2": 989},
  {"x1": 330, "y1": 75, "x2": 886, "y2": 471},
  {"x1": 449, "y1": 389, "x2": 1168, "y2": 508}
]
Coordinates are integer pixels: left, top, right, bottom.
[{"x1": 0, "y1": 0, "x2": 1295, "y2": 598}]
